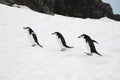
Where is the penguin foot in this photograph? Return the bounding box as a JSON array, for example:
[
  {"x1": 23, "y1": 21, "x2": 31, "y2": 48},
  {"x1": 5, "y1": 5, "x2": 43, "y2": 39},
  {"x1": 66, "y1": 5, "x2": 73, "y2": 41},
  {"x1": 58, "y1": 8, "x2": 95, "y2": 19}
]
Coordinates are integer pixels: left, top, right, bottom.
[
  {"x1": 61, "y1": 48, "x2": 66, "y2": 51},
  {"x1": 84, "y1": 52, "x2": 92, "y2": 56},
  {"x1": 32, "y1": 44, "x2": 36, "y2": 47}
]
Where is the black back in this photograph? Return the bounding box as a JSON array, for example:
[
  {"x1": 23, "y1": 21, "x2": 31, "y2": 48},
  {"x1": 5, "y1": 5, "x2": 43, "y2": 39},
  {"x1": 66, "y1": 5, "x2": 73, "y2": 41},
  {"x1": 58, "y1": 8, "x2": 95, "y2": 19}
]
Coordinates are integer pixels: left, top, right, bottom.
[
  {"x1": 82, "y1": 34, "x2": 97, "y2": 52},
  {"x1": 53, "y1": 32, "x2": 73, "y2": 48},
  {"x1": 56, "y1": 32, "x2": 66, "y2": 45},
  {"x1": 28, "y1": 28, "x2": 34, "y2": 35}
]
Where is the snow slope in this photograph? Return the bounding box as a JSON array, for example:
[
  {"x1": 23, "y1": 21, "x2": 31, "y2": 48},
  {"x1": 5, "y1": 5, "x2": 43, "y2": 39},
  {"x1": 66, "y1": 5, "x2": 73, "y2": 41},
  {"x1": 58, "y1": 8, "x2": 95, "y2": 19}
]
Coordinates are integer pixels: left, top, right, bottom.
[{"x1": 0, "y1": 4, "x2": 120, "y2": 80}]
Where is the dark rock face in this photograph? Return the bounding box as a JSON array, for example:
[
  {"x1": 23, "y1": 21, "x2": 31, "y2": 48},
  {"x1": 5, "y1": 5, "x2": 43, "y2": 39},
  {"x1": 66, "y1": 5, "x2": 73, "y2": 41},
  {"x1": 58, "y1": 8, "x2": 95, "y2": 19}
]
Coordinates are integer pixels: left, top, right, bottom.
[
  {"x1": 54, "y1": 0, "x2": 120, "y2": 21},
  {"x1": 12, "y1": 0, "x2": 49, "y2": 13},
  {"x1": 1, "y1": 0, "x2": 120, "y2": 21},
  {"x1": 62, "y1": 0, "x2": 116, "y2": 19}
]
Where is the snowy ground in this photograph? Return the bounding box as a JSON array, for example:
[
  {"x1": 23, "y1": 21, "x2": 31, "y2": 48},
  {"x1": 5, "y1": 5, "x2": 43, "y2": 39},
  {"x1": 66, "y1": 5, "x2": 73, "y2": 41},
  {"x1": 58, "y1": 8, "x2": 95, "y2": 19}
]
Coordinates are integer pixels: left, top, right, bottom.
[{"x1": 0, "y1": 4, "x2": 120, "y2": 80}]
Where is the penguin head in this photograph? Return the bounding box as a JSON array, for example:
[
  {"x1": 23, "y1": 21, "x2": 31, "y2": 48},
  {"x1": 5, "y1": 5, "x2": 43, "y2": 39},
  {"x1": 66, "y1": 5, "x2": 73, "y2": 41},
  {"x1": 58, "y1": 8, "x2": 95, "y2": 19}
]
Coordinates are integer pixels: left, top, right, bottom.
[
  {"x1": 78, "y1": 34, "x2": 90, "y2": 39},
  {"x1": 52, "y1": 32, "x2": 60, "y2": 35},
  {"x1": 23, "y1": 27, "x2": 31, "y2": 30}
]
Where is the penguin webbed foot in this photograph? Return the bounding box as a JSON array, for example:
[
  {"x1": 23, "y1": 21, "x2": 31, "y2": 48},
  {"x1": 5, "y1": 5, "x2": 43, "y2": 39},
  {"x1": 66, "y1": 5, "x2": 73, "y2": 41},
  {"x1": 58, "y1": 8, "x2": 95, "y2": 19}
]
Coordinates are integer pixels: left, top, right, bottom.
[
  {"x1": 84, "y1": 52, "x2": 92, "y2": 56},
  {"x1": 61, "y1": 48, "x2": 66, "y2": 51},
  {"x1": 32, "y1": 44, "x2": 36, "y2": 47}
]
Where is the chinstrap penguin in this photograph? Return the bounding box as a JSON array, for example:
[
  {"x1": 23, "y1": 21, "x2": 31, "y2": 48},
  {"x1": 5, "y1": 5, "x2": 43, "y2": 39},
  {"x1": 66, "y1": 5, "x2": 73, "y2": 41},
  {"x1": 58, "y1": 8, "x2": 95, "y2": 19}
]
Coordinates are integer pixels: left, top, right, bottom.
[
  {"x1": 23, "y1": 27, "x2": 43, "y2": 47},
  {"x1": 52, "y1": 32, "x2": 73, "y2": 51},
  {"x1": 78, "y1": 34, "x2": 102, "y2": 56}
]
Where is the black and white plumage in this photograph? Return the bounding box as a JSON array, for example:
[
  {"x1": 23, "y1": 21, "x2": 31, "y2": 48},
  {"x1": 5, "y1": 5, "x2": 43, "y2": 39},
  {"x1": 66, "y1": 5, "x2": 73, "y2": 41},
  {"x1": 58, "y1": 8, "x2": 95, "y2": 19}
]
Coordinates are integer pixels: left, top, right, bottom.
[
  {"x1": 78, "y1": 34, "x2": 102, "y2": 56},
  {"x1": 23, "y1": 27, "x2": 43, "y2": 47},
  {"x1": 52, "y1": 32, "x2": 73, "y2": 51}
]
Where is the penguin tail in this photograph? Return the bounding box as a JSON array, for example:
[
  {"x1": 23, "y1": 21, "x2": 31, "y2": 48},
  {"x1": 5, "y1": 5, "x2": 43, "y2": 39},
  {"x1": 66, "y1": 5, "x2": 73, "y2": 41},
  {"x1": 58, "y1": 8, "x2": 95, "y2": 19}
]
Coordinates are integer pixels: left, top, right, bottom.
[
  {"x1": 37, "y1": 43, "x2": 43, "y2": 48},
  {"x1": 96, "y1": 52, "x2": 102, "y2": 56},
  {"x1": 65, "y1": 45, "x2": 74, "y2": 48}
]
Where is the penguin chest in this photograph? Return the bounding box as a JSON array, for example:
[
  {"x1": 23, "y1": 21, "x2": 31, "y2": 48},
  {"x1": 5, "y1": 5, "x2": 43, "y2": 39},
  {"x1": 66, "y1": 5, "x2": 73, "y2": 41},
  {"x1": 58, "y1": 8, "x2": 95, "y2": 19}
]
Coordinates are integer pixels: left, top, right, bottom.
[
  {"x1": 27, "y1": 32, "x2": 36, "y2": 45},
  {"x1": 56, "y1": 36, "x2": 65, "y2": 49},
  {"x1": 84, "y1": 41, "x2": 90, "y2": 53}
]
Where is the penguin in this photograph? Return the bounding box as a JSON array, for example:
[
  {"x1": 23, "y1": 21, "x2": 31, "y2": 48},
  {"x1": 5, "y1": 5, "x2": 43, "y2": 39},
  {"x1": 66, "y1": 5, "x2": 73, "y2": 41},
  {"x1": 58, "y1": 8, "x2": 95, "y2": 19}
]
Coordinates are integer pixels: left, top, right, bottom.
[
  {"x1": 78, "y1": 34, "x2": 102, "y2": 56},
  {"x1": 23, "y1": 27, "x2": 43, "y2": 47},
  {"x1": 52, "y1": 32, "x2": 73, "y2": 51}
]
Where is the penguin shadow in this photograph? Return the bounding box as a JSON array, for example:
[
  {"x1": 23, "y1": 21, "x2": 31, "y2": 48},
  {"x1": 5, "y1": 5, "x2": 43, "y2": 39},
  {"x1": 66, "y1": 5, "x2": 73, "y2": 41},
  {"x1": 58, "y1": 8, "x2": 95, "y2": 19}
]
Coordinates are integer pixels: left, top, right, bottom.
[{"x1": 44, "y1": 47, "x2": 74, "y2": 52}]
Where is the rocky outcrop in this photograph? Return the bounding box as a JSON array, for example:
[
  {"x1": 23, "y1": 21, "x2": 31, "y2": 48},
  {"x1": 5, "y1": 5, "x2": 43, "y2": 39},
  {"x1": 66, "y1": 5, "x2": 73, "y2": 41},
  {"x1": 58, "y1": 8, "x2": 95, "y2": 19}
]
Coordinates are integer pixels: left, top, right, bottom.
[{"x1": 1, "y1": 0, "x2": 120, "y2": 21}]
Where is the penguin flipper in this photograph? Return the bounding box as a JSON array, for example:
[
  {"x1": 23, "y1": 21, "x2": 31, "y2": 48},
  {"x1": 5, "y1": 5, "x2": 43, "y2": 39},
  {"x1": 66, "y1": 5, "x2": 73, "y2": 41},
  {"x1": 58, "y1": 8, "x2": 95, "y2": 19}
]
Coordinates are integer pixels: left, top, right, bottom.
[
  {"x1": 32, "y1": 34, "x2": 43, "y2": 48},
  {"x1": 92, "y1": 40, "x2": 99, "y2": 44}
]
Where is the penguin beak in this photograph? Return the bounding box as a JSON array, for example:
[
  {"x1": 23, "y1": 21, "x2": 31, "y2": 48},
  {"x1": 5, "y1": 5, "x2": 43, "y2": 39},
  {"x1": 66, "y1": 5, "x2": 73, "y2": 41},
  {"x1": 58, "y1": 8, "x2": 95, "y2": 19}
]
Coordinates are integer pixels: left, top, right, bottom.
[
  {"x1": 23, "y1": 27, "x2": 26, "y2": 29},
  {"x1": 52, "y1": 33, "x2": 55, "y2": 35},
  {"x1": 78, "y1": 35, "x2": 82, "y2": 38},
  {"x1": 23, "y1": 27, "x2": 29, "y2": 29}
]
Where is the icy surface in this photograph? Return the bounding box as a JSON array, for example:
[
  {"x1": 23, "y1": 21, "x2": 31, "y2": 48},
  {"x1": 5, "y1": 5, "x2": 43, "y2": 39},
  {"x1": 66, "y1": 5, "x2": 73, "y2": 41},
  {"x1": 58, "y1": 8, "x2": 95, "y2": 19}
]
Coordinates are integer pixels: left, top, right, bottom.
[{"x1": 0, "y1": 4, "x2": 120, "y2": 80}]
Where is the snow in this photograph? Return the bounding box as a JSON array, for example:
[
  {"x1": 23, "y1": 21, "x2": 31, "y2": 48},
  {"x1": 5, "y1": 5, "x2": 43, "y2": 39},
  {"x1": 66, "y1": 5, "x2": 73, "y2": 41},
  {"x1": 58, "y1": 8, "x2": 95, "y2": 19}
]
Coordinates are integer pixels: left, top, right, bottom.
[
  {"x1": 0, "y1": 4, "x2": 120, "y2": 80},
  {"x1": 12, "y1": 4, "x2": 31, "y2": 10}
]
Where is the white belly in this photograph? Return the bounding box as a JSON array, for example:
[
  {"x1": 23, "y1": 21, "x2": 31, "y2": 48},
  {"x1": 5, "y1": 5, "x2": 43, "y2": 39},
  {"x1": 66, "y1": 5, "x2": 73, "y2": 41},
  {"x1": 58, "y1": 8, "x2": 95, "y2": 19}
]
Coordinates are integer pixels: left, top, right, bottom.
[
  {"x1": 84, "y1": 40, "x2": 90, "y2": 53},
  {"x1": 27, "y1": 32, "x2": 36, "y2": 45},
  {"x1": 56, "y1": 36, "x2": 65, "y2": 50}
]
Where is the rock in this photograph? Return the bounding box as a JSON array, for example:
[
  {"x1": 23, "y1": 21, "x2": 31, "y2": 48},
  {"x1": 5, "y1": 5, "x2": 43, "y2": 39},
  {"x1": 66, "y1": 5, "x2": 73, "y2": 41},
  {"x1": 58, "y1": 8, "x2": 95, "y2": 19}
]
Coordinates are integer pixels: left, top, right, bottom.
[{"x1": 1, "y1": 0, "x2": 120, "y2": 21}]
